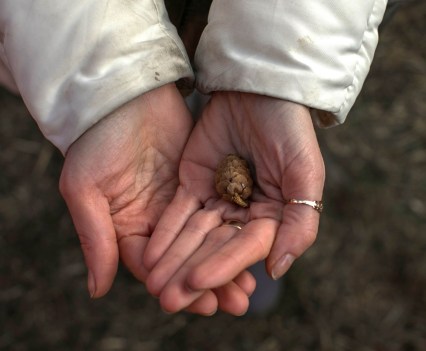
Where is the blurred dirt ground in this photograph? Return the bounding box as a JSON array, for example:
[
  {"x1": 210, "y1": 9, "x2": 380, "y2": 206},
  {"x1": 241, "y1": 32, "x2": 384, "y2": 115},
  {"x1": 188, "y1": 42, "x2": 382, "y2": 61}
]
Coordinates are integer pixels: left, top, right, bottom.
[{"x1": 1, "y1": 2, "x2": 425, "y2": 350}]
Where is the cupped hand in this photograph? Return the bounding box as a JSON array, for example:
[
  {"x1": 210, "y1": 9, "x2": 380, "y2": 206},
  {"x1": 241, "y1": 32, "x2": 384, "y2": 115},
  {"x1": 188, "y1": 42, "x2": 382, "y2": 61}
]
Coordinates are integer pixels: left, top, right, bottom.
[
  {"x1": 144, "y1": 91, "x2": 325, "y2": 314},
  {"x1": 59, "y1": 84, "x2": 194, "y2": 298}
]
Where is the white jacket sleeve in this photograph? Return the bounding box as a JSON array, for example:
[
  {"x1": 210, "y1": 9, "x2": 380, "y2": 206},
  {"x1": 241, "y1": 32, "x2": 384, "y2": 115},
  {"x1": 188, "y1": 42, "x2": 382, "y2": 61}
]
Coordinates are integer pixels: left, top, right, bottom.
[
  {"x1": 0, "y1": 0, "x2": 193, "y2": 154},
  {"x1": 195, "y1": 0, "x2": 387, "y2": 127}
]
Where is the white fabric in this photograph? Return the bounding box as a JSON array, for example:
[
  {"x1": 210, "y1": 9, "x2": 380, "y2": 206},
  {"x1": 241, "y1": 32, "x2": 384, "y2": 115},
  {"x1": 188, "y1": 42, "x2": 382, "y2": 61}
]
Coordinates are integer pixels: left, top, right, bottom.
[
  {"x1": 0, "y1": 0, "x2": 387, "y2": 154},
  {"x1": 195, "y1": 0, "x2": 387, "y2": 127},
  {"x1": 0, "y1": 0, "x2": 193, "y2": 154}
]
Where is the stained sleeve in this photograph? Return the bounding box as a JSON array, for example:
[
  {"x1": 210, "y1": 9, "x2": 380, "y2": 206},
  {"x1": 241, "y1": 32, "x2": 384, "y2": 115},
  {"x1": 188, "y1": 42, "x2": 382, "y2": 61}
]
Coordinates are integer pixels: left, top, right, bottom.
[{"x1": 0, "y1": 0, "x2": 193, "y2": 154}]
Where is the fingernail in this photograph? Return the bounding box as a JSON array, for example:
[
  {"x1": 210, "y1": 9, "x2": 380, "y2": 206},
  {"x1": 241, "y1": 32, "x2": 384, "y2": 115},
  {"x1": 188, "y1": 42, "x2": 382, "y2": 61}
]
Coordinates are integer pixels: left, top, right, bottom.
[
  {"x1": 88, "y1": 270, "x2": 96, "y2": 298},
  {"x1": 271, "y1": 254, "x2": 296, "y2": 280}
]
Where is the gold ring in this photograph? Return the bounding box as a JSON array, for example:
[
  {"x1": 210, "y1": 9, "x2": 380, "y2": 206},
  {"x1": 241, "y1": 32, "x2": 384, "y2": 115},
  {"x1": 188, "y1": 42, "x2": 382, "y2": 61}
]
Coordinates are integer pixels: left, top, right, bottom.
[
  {"x1": 222, "y1": 220, "x2": 245, "y2": 230},
  {"x1": 285, "y1": 199, "x2": 324, "y2": 213}
]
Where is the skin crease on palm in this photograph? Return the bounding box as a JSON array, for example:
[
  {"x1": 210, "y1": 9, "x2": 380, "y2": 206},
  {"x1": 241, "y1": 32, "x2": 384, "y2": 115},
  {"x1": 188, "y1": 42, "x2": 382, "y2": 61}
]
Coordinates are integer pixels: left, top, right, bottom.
[
  {"x1": 144, "y1": 91, "x2": 325, "y2": 314},
  {"x1": 59, "y1": 84, "x2": 258, "y2": 316}
]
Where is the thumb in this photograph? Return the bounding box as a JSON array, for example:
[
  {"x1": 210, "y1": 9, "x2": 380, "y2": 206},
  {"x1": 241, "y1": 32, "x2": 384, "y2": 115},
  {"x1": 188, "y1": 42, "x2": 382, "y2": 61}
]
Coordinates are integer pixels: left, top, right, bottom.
[
  {"x1": 60, "y1": 184, "x2": 119, "y2": 298},
  {"x1": 265, "y1": 106, "x2": 325, "y2": 278},
  {"x1": 266, "y1": 160, "x2": 325, "y2": 280},
  {"x1": 266, "y1": 204, "x2": 321, "y2": 280}
]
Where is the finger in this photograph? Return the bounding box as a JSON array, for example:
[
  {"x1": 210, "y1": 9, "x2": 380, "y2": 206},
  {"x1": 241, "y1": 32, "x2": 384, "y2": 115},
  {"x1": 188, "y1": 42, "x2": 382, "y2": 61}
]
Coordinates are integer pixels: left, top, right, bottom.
[
  {"x1": 151, "y1": 221, "x2": 240, "y2": 296},
  {"x1": 145, "y1": 208, "x2": 223, "y2": 296},
  {"x1": 160, "y1": 276, "x2": 252, "y2": 315},
  {"x1": 166, "y1": 271, "x2": 256, "y2": 316},
  {"x1": 157, "y1": 224, "x2": 246, "y2": 312},
  {"x1": 184, "y1": 271, "x2": 255, "y2": 316},
  {"x1": 143, "y1": 186, "x2": 201, "y2": 270},
  {"x1": 186, "y1": 218, "x2": 278, "y2": 290},
  {"x1": 63, "y1": 192, "x2": 119, "y2": 298},
  {"x1": 118, "y1": 234, "x2": 150, "y2": 283},
  {"x1": 233, "y1": 270, "x2": 256, "y2": 297},
  {"x1": 267, "y1": 205, "x2": 321, "y2": 280},
  {"x1": 159, "y1": 278, "x2": 205, "y2": 314},
  {"x1": 214, "y1": 270, "x2": 258, "y2": 316},
  {"x1": 184, "y1": 291, "x2": 218, "y2": 316},
  {"x1": 213, "y1": 281, "x2": 250, "y2": 316},
  {"x1": 266, "y1": 150, "x2": 325, "y2": 279}
]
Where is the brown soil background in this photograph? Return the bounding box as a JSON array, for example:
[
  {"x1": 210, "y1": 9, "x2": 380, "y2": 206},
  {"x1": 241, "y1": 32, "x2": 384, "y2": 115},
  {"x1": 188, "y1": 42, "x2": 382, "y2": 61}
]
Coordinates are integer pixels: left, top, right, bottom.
[{"x1": 1, "y1": 3, "x2": 425, "y2": 350}]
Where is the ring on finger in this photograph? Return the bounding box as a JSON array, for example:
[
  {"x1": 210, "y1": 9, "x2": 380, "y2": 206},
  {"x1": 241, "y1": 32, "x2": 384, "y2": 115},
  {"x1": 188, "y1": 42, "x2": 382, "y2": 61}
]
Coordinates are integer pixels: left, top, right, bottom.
[{"x1": 285, "y1": 199, "x2": 324, "y2": 213}]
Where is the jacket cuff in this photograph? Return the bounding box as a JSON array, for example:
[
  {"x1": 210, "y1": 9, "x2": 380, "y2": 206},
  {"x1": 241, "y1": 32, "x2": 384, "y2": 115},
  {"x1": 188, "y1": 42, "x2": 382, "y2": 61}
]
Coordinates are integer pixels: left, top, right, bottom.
[
  {"x1": 195, "y1": 0, "x2": 387, "y2": 127},
  {"x1": 1, "y1": 0, "x2": 193, "y2": 154}
]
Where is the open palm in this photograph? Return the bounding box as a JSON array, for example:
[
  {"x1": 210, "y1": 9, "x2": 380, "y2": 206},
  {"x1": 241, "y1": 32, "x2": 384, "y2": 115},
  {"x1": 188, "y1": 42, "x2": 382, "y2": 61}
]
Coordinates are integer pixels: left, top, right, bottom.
[
  {"x1": 145, "y1": 91, "x2": 325, "y2": 314},
  {"x1": 59, "y1": 85, "x2": 193, "y2": 298}
]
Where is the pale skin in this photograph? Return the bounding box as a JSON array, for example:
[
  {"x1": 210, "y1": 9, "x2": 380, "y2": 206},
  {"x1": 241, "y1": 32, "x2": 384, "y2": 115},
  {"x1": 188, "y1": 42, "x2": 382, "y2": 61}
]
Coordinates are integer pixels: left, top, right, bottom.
[
  {"x1": 60, "y1": 84, "x2": 325, "y2": 316},
  {"x1": 144, "y1": 91, "x2": 326, "y2": 314},
  {"x1": 59, "y1": 84, "x2": 256, "y2": 315}
]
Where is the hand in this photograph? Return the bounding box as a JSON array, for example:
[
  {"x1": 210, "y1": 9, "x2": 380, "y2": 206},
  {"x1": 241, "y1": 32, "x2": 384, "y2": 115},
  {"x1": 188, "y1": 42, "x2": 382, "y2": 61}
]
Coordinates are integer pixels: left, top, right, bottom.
[
  {"x1": 59, "y1": 84, "x2": 193, "y2": 298},
  {"x1": 144, "y1": 91, "x2": 325, "y2": 314},
  {"x1": 59, "y1": 84, "x2": 255, "y2": 315}
]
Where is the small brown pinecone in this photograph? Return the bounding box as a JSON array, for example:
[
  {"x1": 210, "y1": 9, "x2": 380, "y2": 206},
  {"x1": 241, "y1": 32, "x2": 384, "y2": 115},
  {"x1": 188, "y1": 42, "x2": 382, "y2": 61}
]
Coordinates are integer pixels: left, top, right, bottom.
[{"x1": 215, "y1": 154, "x2": 253, "y2": 207}]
